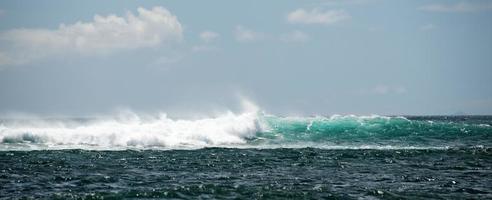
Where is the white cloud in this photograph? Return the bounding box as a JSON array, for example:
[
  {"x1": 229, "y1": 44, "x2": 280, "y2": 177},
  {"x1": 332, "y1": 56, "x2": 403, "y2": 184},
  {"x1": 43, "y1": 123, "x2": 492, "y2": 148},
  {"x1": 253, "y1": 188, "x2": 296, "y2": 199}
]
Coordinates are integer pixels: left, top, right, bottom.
[
  {"x1": 0, "y1": 6, "x2": 183, "y2": 66},
  {"x1": 420, "y1": 23, "x2": 436, "y2": 31},
  {"x1": 418, "y1": 2, "x2": 492, "y2": 13},
  {"x1": 234, "y1": 25, "x2": 263, "y2": 42},
  {"x1": 199, "y1": 31, "x2": 219, "y2": 43},
  {"x1": 280, "y1": 30, "x2": 309, "y2": 43},
  {"x1": 287, "y1": 8, "x2": 350, "y2": 25}
]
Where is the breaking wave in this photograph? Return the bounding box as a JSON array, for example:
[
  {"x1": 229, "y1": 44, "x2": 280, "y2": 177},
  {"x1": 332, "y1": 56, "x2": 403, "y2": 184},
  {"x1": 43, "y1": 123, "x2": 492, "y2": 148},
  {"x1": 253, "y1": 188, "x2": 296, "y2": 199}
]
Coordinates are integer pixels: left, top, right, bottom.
[
  {"x1": 0, "y1": 106, "x2": 491, "y2": 150},
  {"x1": 0, "y1": 111, "x2": 259, "y2": 150}
]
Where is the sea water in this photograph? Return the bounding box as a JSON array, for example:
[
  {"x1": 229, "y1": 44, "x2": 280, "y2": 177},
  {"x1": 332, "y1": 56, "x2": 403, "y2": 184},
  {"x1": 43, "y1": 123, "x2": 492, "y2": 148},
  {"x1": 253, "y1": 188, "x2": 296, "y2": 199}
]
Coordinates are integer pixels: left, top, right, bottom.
[{"x1": 0, "y1": 111, "x2": 491, "y2": 199}]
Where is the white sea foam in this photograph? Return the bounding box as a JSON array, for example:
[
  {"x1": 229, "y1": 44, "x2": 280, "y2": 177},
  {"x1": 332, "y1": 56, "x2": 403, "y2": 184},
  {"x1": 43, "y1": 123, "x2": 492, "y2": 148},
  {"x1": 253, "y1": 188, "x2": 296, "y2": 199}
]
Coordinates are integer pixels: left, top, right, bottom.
[
  {"x1": 1, "y1": 101, "x2": 486, "y2": 151},
  {"x1": 0, "y1": 109, "x2": 262, "y2": 149}
]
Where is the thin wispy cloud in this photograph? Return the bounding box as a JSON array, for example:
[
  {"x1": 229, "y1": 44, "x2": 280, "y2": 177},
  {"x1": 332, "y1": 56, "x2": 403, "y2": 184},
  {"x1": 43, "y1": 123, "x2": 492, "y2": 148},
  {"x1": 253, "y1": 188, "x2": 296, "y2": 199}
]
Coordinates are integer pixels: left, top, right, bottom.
[
  {"x1": 418, "y1": 1, "x2": 492, "y2": 13},
  {"x1": 193, "y1": 30, "x2": 220, "y2": 52},
  {"x1": 192, "y1": 45, "x2": 219, "y2": 52},
  {"x1": 319, "y1": 0, "x2": 377, "y2": 6},
  {"x1": 199, "y1": 31, "x2": 219, "y2": 43},
  {"x1": 420, "y1": 23, "x2": 436, "y2": 31},
  {"x1": 149, "y1": 54, "x2": 184, "y2": 70},
  {"x1": 0, "y1": 6, "x2": 183, "y2": 66},
  {"x1": 359, "y1": 85, "x2": 407, "y2": 95},
  {"x1": 234, "y1": 25, "x2": 264, "y2": 42},
  {"x1": 287, "y1": 8, "x2": 350, "y2": 25}
]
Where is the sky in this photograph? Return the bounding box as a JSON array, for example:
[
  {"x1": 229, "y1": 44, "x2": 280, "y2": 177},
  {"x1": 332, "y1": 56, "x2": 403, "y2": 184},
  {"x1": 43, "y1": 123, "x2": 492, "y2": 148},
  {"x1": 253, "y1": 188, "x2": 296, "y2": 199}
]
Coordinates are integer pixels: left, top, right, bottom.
[{"x1": 0, "y1": 0, "x2": 491, "y2": 116}]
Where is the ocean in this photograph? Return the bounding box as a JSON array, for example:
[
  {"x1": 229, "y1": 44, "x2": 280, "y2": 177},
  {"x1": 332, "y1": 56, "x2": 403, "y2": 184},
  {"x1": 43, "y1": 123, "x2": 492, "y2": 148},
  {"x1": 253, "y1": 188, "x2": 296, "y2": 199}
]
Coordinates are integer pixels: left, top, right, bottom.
[{"x1": 0, "y1": 112, "x2": 491, "y2": 199}]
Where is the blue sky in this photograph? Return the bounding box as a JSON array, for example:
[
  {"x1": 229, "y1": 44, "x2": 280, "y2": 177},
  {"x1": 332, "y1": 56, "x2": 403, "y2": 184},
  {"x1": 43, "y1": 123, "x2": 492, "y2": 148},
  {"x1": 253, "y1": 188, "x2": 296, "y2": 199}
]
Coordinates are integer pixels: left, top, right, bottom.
[{"x1": 0, "y1": 0, "x2": 491, "y2": 116}]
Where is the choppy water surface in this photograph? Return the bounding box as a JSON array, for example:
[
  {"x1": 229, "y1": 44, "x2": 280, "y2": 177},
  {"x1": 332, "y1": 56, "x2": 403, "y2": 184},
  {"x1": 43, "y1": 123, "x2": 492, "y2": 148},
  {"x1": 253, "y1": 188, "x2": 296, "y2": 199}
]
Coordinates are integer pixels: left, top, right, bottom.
[
  {"x1": 1, "y1": 148, "x2": 491, "y2": 199},
  {"x1": 0, "y1": 115, "x2": 491, "y2": 199}
]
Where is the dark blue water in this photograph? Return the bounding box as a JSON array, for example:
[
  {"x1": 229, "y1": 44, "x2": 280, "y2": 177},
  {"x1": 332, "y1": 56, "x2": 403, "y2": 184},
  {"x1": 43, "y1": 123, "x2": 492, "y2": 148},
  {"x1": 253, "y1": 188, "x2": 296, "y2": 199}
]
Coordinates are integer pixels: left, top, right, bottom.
[
  {"x1": 0, "y1": 115, "x2": 491, "y2": 199},
  {"x1": 1, "y1": 148, "x2": 491, "y2": 199}
]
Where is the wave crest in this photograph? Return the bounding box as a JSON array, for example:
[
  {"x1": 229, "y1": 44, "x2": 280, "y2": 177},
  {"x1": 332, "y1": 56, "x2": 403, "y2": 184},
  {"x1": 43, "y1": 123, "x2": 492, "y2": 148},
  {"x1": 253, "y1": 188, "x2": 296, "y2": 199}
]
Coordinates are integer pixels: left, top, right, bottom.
[
  {"x1": 0, "y1": 111, "x2": 260, "y2": 149},
  {"x1": 1, "y1": 110, "x2": 490, "y2": 150}
]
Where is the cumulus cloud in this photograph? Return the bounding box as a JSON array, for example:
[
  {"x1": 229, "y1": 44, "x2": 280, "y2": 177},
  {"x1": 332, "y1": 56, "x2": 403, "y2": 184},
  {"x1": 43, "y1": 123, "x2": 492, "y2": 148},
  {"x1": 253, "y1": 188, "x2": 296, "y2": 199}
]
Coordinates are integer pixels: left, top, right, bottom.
[
  {"x1": 234, "y1": 26, "x2": 264, "y2": 42},
  {"x1": 280, "y1": 30, "x2": 309, "y2": 43},
  {"x1": 287, "y1": 8, "x2": 350, "y2": 25},
  {"x1": 0, "y1": 6, "x2": 183, "y2": 66},
  {"x1": 199, "y1": 31, "x2": 219, "y2": 43},
  {"x1": 418, "y1": 2, "x2": 492, "y2": 13}
]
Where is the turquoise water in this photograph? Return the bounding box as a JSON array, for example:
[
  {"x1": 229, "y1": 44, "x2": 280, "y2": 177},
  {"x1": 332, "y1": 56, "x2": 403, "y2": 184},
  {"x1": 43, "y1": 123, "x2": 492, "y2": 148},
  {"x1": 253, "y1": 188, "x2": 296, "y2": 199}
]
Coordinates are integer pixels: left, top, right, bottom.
[
  {"x1": 255, "y1": 115, "x2": 492, "y2": 148},
  {"x1": 0, "y1": 115, "x2": 491, "y2": 199}
]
